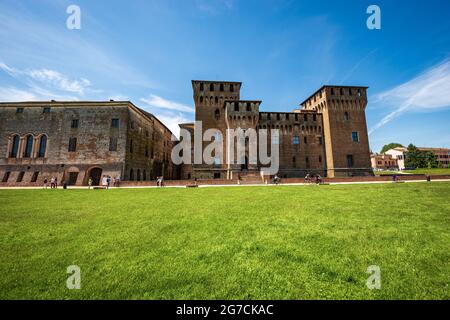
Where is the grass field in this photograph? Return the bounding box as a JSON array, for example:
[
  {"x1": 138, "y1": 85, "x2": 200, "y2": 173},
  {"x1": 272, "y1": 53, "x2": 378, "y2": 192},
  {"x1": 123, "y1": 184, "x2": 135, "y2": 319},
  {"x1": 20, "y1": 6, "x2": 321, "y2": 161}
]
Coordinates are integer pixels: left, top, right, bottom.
[
  {"x1": 0, "y1": 182, "x2": 449, "y2": 300},
  {"x1": 374, "y1": 168, "x2": 450, "y2": 176}
]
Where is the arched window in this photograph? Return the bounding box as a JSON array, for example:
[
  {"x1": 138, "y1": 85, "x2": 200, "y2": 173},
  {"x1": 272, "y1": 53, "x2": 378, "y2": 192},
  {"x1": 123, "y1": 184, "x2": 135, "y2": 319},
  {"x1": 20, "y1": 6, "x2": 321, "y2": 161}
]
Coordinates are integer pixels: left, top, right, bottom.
[
  {"x1": 200, "y1": 83, "x2": 204, "y2": 91},
  {"x1": 143, "y1": 170, "x2": 147, "y2": 181},
  {"x1": 293, "y1": 156, "x2": 296, "y2": 167},
  {"x1": 9, "y1": 134, "x2": 20, "y2": 158},
  {"x1": 215, "y1": 96, "x2": 219, "y2": 104},
  {"x1": 344, "y1": 112, "x2": 350, "y2": 121},
  {"x1": 38, "y1": 135, "x2": 47, "y2": 158},
  {"x1": 23, "y1": 135, "x2": 33, "y2": 158},
  {"x1": 215, "y1": 109, "x2": 220, "y2": 120},
  {"x1": 137, "y1": 169, "x2": 141, "y2": 181},
  {"x1": 199, "y1": 96, "x2": 203, "y2": 103},
  {"x1": 130, "y1": 169, "x2": 134, "y2": 181}
]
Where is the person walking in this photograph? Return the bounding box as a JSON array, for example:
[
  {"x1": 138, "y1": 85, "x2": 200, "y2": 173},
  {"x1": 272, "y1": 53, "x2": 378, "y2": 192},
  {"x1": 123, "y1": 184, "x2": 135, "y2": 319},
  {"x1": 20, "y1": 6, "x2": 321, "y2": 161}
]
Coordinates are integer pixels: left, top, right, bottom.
[
  {"x1": 107, "y1": 176, "x2": 111, "y2": 189},
  {"x1": 54, "y1": 177, "x2": 58, "y2": 189},
  {"x1": 43, "y1": 178, "x2": 48, "y2": 189},
  {"x1": 50, "y1": 176, "x2": 55, "y2": 189},
  {"x1": 88, "y1": 177, "x2": 93, "y2": 189}
]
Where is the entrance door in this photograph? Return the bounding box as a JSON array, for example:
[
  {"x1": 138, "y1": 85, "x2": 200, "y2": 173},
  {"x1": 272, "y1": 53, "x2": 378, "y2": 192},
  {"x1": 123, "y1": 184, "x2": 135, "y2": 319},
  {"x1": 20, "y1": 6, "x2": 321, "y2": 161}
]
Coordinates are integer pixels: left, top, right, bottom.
[
  {"x1": 68, "y1": 172, "x2": 79, "y2": 185},
  {"x1": 88, "y1": 168, "x2": 102, "y2": 186}
]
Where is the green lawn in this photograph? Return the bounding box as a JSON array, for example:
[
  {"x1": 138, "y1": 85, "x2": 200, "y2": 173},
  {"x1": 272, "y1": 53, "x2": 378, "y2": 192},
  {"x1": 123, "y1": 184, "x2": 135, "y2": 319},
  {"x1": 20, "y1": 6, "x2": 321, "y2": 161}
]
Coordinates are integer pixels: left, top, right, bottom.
[
  {"x1": 403, "y1": 168, "x2": 450, "y2": 175},
  {"x1": 0, "y1": 183, "x2": 449, "y2": 300}
]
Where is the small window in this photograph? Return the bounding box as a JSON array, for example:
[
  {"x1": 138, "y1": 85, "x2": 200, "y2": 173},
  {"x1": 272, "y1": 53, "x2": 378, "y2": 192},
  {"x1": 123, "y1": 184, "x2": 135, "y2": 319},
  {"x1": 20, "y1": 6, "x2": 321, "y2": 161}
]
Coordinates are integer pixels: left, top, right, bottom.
[
  {"x1": 347, "y1": 155, "x2": 354, "y2": 167},
  {"x1": 331, "y1": 88, "x2": 335, "y2": 95},
  {"x1": 318, "y1": 136, "x2": 323, "y2": 145},
  {"x1": 129, "y1": 139, "x2": 133, "y2": 153},
  {"x1": 111, "y1": 118, "x2": 120, "y2": 128},
  {"x1": 319, "y1": 156, "x2": 322, "y2": 163},
  {"x1": 293, "y1": 156, "x2": 296, "y2": 167},
  {"x1": 234, "y1": 103, "x2": 239, "y2": 112},
  {"x1": 71, "y1": 119, "x2": 79, "y2": 128},
  {"x1": 145, "y1": 145, "x2": 149, "y2": 157},
  {"x1": 9, "y1": 135, "x2": 20, "y2": 158},
  {"x1": 277, "y1": 113, "x2": 280, "y2": 120},
  {"x1": 210, "y1": 83, "x2": 214, "y2": 91},
  {"x1": 246, "y1": 103, "x2": 251, "y2": 112},
  {"x1": 286, "y1": 114, "x2": 289, "y2": 120},
  {"x1": 215, "y1": 96, "x2": 219, "y2": 104},
  {"x1": 306, "y1": 157, "x2": 310, "y2": 168},
  {"x1": 38, "y1": 135, "x2": 47, "y2": 158},
  {"x1": 17, "y1": 171, "x2": 25, "y2": 183},
  {"x1": 23, "y1": 135, "x2": 33, "y2": 158},
  {"x1": 313, "y1": 114, "x2": 317, "y2": 121},
  {"x1": 352, "y1": 132, "x2": 360, "y2": 142},
  {"x1": 357, "y1": 89, "x2": 362, "y2": 97},
  {"x1": 295, "y1": 113, "x2": 298, "y2": 121},
  {"x1": 43, "y1": 107, "x2": 51, "y2": 114},
  {"x1": 129, "y1": 169, "x2": 134, "y2": 181},
  {"x1": 109, "y1": 137, "x2": 118, "y2": 151},
  {"x1": 200, "y1": 83, "x2": 204, "y2": 91},
  {"x1": 271, "y1": 134, "x2": 279, "y2": 145},
  {"x1": 68, "y1": 137, "x2": 77, "y2": 152},
  {"x1": 2, "y1": 172, "x2": 10, "y2": 183},
  {"x1": 230, "y1": 84, "x2": 234, "y2": 92},
  {"x1": 304, "y1": 136, "x2": 307, "y2": 144},
  {"x1": 267, "y1": 113, "x2": 271, "y2": 120},
  {"x1": 220, "y1": 83, "x2": 224, "y2": 92},
  {"x1": 292, "y1": 136, "x2": 300, "y2": 145},
  {"x1": 31, "y1": 172, "x2": 39, "y2": 183},
  {"x1": 340, "y1": 88, "x2": 344, "y2": 95},
  {"x1": 215, "y1": 109, "x2": 220, "y2": 120},
  {"x1": 344, "y1": 112, "x2": 349, "y2": 121},
  {"x1": 304, "y1": 114, "x2": 308, "y2": 121},
  {"x1": 16, "y1": 108, "x2": 24, "y2": 114},
  {"x1": 200, "y1": 96, "x2": 204, "y2": 103}
]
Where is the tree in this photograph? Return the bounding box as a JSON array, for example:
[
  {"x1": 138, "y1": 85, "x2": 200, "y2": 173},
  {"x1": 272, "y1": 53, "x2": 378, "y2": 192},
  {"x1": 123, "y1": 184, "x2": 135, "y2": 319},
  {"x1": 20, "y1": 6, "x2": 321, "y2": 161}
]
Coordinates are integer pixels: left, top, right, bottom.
[
  {"x1": 404, "y1": 144, "x2": 438, "y2": 169},
  {"x1": 380, "y1": 142, "x2": 404, "y2": 154},
  {"x1": 404, "y1": 144, "x2": 421, "y2": 169}
]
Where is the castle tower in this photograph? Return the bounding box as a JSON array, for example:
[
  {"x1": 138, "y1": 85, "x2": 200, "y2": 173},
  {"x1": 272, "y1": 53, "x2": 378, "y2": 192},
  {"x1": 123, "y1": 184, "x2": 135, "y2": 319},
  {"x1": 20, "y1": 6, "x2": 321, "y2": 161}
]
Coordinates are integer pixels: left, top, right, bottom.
[
  {"x1": 191, "y1": 80, "x2": 242, "y2": 179},
  {"x1": 300, "y1": 86, "x2": 372, "y2": 177}
]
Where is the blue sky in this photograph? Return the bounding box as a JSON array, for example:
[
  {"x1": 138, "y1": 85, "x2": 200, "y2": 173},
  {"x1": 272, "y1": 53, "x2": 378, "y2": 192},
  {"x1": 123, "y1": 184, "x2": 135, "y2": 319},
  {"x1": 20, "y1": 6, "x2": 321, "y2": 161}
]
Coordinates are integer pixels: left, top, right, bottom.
[{"x1": 0, "y1": 0, "x2": 449, "y2": 152}]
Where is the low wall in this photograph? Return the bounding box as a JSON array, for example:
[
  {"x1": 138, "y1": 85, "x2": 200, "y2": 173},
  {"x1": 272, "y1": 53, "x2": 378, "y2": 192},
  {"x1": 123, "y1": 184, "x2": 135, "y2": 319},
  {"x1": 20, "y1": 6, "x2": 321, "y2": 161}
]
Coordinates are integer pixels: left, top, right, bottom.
[{"x1": 1, "y1": 175, "x2": 450, "y2": 188}]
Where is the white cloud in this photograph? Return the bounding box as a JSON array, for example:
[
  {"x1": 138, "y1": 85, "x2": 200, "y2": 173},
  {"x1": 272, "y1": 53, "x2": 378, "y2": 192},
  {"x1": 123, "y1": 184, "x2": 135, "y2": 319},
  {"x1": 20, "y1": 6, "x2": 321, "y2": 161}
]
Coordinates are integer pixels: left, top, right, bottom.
[
  {"x1": 140, "y1": 94, "x2": 194, "y2": 113},
  {"x1": 0, "y1": 62, "x2": 91, "y2": 95},
  {"x1": 156, "y1": 113, "x2": 193, "y2": 139},
  {"x1": 370, "y1": 59, "x2": 450, "y2": 134},
  {"x1": 0, "y1": 87, "x2": 38, "y2": 102}
]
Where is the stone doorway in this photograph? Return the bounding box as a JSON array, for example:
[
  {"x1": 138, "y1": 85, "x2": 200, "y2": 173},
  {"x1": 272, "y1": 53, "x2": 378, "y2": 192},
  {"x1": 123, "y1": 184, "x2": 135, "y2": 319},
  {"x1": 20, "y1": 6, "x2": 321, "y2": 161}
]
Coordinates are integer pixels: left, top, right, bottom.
[{"x1": 87, "y1": 167, "x2": 102, "y2": 186}]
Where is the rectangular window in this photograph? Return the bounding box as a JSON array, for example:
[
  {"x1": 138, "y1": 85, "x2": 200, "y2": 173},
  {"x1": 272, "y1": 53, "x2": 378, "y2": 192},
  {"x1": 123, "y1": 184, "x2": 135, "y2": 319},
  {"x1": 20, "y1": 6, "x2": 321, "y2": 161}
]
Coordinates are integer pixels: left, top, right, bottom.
[
  {"x1": 111, "y1": 118, "x2": 120, "y2": 128},
  {"x1": 2, "y1": 172, "x2": 10, "y2": 183},
  {"x1": 109, "y1": 137, "x2": 118, "y2": 151},
  {"x1": 16, "y1": 107, "x2": 24, "y2": 114},
  {"x1": 318, "y1": 136, "x2": 323, "y2": 145},
  {"x1": 304, "y1": 136, "x2": 307, "y2": 144},
  {"x1": 43, "y1": 107, "x2": 51, "y2": 114},
  {"x1": 292, "y1": 136, "x2": 300, "y2": 145},
  {"x1": 31, "y1": 172, "x2": 39, "y2": 182},
  {"x1": 71, "y1": 119, "x2": 79, "y2": 128},
  {"x1": 304, "y1": 114, "x2": 308, "y2": 121},
  {"x1": 352, "y1": 132, "x2": 360, "y2": 142},
  {"x1": 347, "y1": 155, "x2": 354, "y2": 167},
  {"x1": 313, "y1": 114, "x2": 317, "y2": 121},
  {"x1": 271, "y1": 134, "x2": 279, "y2": 145},
  {"x1": 68, "y1": 137, "x2": 77, "y2": 152},
  {"x1": 17, "y1": 171, "x2": 25, "y2": 182}
]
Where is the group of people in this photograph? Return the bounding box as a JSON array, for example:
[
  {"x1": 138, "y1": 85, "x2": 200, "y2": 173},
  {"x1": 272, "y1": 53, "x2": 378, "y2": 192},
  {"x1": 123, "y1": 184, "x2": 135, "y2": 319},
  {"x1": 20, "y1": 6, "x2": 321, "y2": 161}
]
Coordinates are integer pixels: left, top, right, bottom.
[
  {"x1": 43, "y1": 176, "x2": 58, "y2": 189},
  {"x1": 87, "y1": 175, "x2": 121, "y2": 189},
  {"x1": 156, "y1": 176, "x2": 165, "y2": 187},
  {"x1": 304, "y1": 173, "x2": 323, "y2": 185}
]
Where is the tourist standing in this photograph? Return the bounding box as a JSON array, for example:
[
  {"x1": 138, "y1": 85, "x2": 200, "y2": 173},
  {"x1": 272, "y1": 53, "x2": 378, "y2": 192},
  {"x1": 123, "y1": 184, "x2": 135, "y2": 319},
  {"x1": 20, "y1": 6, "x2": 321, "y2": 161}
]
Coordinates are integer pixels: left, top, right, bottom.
[
  {"x1": 43, "y1": 178, "x2": 48, "y2": 189},
  {"x1": 50, "y1": 176, "x2": 55, "y2": 189},
  {"x1": 107, "y1": 176, "x2": 111, "y2": 189},
  {"x1": 88, "y1": 177, "x2": 93, "y2": 189}
]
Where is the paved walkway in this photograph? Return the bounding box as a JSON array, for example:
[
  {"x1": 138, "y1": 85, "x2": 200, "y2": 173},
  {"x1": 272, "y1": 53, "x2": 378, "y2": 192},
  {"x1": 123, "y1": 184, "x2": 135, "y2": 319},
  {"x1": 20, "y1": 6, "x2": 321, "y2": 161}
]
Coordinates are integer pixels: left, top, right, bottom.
[{"x1": 1, "y1": 179, "x2": 450, "y2": 190}]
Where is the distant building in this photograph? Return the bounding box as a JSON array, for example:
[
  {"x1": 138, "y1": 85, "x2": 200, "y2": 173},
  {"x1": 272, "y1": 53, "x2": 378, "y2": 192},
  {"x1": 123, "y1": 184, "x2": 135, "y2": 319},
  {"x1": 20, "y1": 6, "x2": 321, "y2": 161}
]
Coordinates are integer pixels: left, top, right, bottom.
[
  {"x1": 370, "y1": 153, "x2": 398, "y2": 170},
  {"x1": 0, "y1": 101, "x2": 178, "y2": 186},
  {"x1": 385, "y1": 147, "x2": 407, "y2": 170},
  {"x1": 181, "y1": 80, "x2": 373, "y2": 179},
  {"x1": 385, "y1": 146, "x2": 450, "y2": 169}
]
